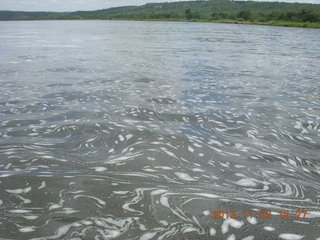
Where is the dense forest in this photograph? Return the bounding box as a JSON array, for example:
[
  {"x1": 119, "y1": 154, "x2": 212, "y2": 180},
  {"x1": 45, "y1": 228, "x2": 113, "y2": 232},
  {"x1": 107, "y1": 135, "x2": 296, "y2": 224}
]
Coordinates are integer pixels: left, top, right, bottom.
[{"x1": 1, "y1": 0, "x2": 320, "y2": 28}]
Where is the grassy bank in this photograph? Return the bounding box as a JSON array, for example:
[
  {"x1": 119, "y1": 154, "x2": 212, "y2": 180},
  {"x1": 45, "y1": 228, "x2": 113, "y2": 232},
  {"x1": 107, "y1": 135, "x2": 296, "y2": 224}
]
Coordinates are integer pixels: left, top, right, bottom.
[
  {"x1": 211, "y1": 19, "x2": 320, "y2": 28},
  {"x1": 68, "y1": 17, "x2": 320, "y2": 29}
]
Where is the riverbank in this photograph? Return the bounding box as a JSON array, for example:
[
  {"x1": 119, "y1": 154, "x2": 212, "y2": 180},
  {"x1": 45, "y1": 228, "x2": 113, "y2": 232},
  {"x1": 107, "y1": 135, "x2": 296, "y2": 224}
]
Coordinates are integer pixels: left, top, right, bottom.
[
  {"x1": 212, "y1": 19, "x2": 320, "y2": 28},
  {"x1": 115, "y1": 18, "x2": 320, "y2": 29},
  {"x1": 1, "y1": 17, "x2": 319, "y2": 29},
  {"x1": 1, "y1": 0, "x2": 320, "y2": 29}
]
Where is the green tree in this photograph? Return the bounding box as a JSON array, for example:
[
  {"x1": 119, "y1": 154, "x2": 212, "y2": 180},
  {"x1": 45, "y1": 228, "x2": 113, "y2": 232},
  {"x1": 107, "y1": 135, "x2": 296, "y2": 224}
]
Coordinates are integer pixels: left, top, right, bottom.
[
  {"x1": 237, "y1": 10, "x2": 252, "y2": 21},
  {"x1": 185, "y1": 8, "x2": 200, "y2": 20}
]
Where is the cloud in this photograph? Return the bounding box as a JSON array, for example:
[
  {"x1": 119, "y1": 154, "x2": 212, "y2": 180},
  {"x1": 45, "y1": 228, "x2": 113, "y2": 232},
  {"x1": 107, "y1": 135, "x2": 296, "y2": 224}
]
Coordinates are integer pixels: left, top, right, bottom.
[
  {"x1": 0, "y1": 0, "x2": 189, "y2": 11},
  {"x1": 0, "y1": 0, "x2": 319, "y2": 12}
]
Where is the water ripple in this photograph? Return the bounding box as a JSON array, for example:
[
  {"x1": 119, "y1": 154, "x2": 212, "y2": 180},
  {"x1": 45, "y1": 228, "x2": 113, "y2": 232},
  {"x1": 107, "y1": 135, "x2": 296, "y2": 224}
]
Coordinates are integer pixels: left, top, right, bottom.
[{"x1": 1, "y1": 21, "x2": 320, "y2": 239}]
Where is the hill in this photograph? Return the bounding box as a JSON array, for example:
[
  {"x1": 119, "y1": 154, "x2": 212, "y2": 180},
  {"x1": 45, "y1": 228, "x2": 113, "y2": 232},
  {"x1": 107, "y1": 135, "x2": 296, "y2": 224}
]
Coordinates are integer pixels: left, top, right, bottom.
[{"x1": 1, "y1": 0, "x2": 320, "y2": 28}]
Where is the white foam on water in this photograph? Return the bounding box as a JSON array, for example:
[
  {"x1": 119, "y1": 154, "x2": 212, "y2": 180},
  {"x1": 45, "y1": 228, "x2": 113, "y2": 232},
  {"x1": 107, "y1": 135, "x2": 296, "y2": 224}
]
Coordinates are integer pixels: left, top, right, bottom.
[
  {"x1": 235, "y1": 178, "x2": 257, "y2": 187},
  {"x1": 192, "y1": 168, "x2": 204, "y2": 172},
  {"x1": 161, "y1": 147, "x2": 178, "y2": 158},
  {"x1": 138, "y1": 223, "x2": 146, "y2": 231},
  {"x1": 158, "y1": 220, "x2": 168, "y2": 226},
  {"x1": 28, "y1": 133, "x2": 39, "y2": 136},
  {"x1": 288, "y1": 159, "x2": 297, "y2": 167},
  {"x1": 6, "y1": 187, "x2": 32, "y2": 194},
  {"x1": 108, "y1": 148, "x2": 114, "y2": 153},
  {"x1": 140, "y1": 232, "x2": 157, "y2": 240},
  {"x1": 226, "y1": 219, "x2": 244, "y2": 229},
  {"x1": 194, "y1": 193, "x2": 219, "y2": 198},
  {"x1": 234, "y1": 165, "x2": 246, "y2": 168},
  {"x1": 38, "y1": 181, "x2": 46, "y2": 189},
  {"x1": 19, "y1": 227, "x2": 35, "y2": 233},
  {"x1": 72, "y1": 222, "x2": 82, "y2": 227},
  {"x1": 49, "y1": 204, "x2": 61, "y2": 210},
  {"x1": 175, "y1": 172, "x2": 195, "y2": 181},
  {"x1": 160, "y1": 195, "x2": 170, "y2": 208},
  {"x1": 75, "y1": 195, "x2": 106, "y2": 205},
  {"x1": 264, "y1": 226, "x2": 275, "y2": 231},
  {"x1": 209, "y1": 228, "x2": 216, "y2": 236},
  {"x1": 56, "y1": 208, "x2": 80, "y2": 214},
  {"x1": 16, "y1": 195, "x2": 31, "y2": 204},
  {"x1": 113, "y1": 191, "x2": 129, "y2": 195},
  {"x1": 235, "y1": 173, "x2": 246, "y2": 177},
  {"x1": 242, "y1": 236, "x2": 254, "y2": 240},
  {"x1": 203, "y1": 210, "x2": 210, "y2": 216},
  {"x1": 208, "y1": 138, "x2": 224, "y2": 147},
  {"x1": 188, "y1": 145, "x2": 195, "y2": 152},
  {"x1": 23, "y1": 215, "x2": 39, "y2": 220},
  {"x1": 52, "y1": 224, "x2": 73, "y2": 238},
  {"x1": 92, "y1": 167, "x2": 107, "y2": 172},
  {"x1": 82, "y1": 220, "x2": 93, "y2": 225},
  {"x1": 105, "y1": 230, "x2": 122, "y2": 238},
  {"x1": 227, "y1": 234, "x2": 236, "y2": 240},
  {"x1": 279, "y1": 233, "x2": 304, "y2": 240},
  {"x1": 221, "y1": 221, "x2": 229, "y2": 234},
  {"x1": 119, "y1": 135, "x2": 125, "y2": 142},
  {"x1": 4, "y1": 163, "x2": 12, "y2": 169},
  {"x1": 9, "y1": 209, "x2": 31, "y2": 213},
  {"x1": 151, "y1": 189, "x2": 167, "y2": 196},
  {"x1": 305, "y1": 211, "x2": 320, "y2": 218},
  {"x1": 126, "y1": 134, "x2": 133, "y2": 140},
  {"x1": 155, "y1": 166, "x2": 172, "y2": 170},
  {"x1": 182, "y1": 227, "x2": 197, "y2": 233},
  {"x1": 247, "y1": 216, "x2": 257, "y2": 225},
  {"x1": 143, "y1": 168, "x2": 157, "y2": 172}
]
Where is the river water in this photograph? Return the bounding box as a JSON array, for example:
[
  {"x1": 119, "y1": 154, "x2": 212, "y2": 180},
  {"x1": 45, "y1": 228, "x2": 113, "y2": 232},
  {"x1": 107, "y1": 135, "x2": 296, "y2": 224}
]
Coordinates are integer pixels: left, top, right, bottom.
[{"x1": 0, "y1": 20, "x2": 320, "y2": 239}]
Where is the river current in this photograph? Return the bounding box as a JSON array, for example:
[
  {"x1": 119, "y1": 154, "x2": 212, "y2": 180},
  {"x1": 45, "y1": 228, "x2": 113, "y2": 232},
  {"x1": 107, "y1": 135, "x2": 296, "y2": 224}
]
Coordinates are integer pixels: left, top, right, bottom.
[{"x1": 0, "y1": 20, "x2": 320, "y2": 239}]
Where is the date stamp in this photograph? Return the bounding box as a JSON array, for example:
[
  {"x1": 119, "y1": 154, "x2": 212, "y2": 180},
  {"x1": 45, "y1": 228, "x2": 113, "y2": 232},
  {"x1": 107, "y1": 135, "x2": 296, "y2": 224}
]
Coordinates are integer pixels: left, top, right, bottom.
[{"x1": 212, "y1": 210, "x2": 308, "y2": 220}]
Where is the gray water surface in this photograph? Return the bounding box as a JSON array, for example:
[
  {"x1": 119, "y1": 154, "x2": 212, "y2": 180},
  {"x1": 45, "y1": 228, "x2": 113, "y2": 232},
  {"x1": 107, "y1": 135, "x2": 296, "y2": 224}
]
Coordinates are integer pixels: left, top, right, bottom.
[{"x1": 0, "y1": 20, "x2": 320, "y2": 239}]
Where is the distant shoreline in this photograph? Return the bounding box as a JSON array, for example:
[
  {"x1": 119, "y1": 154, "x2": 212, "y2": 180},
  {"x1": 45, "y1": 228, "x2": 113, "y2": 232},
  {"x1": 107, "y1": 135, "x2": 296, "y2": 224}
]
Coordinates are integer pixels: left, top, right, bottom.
[
  {"x1": 1, "y1": 0, "x2": 320, "y2": 29},
  {"x1": 2, "y1": 18, "x2": 318, "y2": 29},
  {"x1": 102, "y1": 18, "x2": 320, "y2": 29},
  {"x1": 124, "y1": 18, "x2": 320, "y2": 29}
]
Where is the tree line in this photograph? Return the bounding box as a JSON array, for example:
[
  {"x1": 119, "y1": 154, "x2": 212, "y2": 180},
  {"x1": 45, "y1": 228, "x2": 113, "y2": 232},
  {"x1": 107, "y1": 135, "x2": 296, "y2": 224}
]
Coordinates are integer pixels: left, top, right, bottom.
[{"x1": 1, "y1": 0, "x2": 320, "y2": 28}]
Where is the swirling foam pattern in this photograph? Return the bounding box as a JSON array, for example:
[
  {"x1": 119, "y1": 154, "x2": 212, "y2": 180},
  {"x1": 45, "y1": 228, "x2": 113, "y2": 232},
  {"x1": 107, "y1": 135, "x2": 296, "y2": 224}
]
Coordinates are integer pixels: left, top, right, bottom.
[{"x1": 0, "y1": 21, "x2": 320, "y2": 240}]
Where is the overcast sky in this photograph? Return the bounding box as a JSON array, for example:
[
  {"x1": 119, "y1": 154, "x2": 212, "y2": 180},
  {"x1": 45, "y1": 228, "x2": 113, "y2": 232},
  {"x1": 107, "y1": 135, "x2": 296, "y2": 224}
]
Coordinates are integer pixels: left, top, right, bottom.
[{"x1": 0, "y1": 0, "x2": 319, "y2": 12}]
